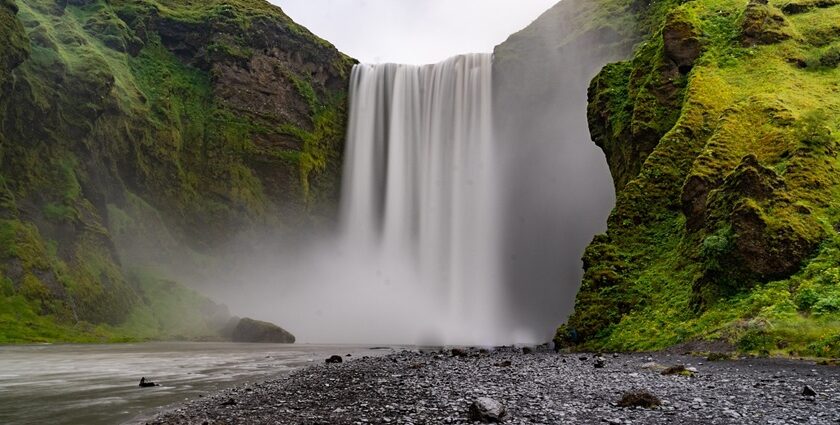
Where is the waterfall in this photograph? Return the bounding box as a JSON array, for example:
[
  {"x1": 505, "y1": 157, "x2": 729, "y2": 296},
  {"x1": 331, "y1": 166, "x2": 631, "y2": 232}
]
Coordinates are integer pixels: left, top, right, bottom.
[{"x1": 340, "y1": 54, "x2": 505, "y2": 344}]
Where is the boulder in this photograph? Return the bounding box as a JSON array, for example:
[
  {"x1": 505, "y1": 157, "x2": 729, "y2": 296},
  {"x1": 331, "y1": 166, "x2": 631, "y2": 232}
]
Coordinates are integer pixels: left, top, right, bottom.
[
  {"x1": 325, "y1": 355, "x2": 343, "y2": 364},
  {"x1": 230, "y1": 318, "x2": 295, "y2": 343},
  {"x1": 138, "y1": 377, "x2": 159, "y2": 388},
  {"x1": 468, "y1": 397, "x2": 507, "y2": 423},
  {"x1": 617, "y1": 390, "x2": 662, "y2": 408},
  {"x1": 662, "y1": 365, "x2": 696, "y2": 377}
]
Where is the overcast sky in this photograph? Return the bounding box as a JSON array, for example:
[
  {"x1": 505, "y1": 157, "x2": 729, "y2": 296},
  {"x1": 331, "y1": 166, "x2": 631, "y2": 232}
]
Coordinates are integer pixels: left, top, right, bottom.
[{"x1": 270, "y1": 0, "x2": 560, "y2": 64}]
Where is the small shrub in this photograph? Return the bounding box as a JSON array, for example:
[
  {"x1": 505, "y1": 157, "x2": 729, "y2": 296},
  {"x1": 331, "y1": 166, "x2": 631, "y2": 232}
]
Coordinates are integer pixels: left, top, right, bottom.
[
  {"x1": 795, "y1": 286, "x2": 820, "y2": 311},
  {"x1": 738, "y1": 328, "x2": 775, "y2": 354},
  {"x1": 807, "y1": 334, "x2": 840, "y2": 357},
  {"x1": 813, "y1": 296, "x2": 840, "y2": 315},
  {"x1": 706, "y1": 352, "x2": 732, "y2": 361},
  {"x1": 701, "y1": 227, "x2": 733, "y2": 271},
  {"x1": 795, "y1": 110, "x2": 836, "y2": 149}
]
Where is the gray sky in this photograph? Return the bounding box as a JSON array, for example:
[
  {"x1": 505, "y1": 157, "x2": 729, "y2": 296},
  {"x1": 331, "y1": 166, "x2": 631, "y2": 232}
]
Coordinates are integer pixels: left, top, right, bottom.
[{"x1": 271, "y1": 0, "x2": 560, "y2": 64}]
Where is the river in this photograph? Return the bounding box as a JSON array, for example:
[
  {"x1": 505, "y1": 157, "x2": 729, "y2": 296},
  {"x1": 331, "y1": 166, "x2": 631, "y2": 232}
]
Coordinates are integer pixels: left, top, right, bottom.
[{"x1": 0, "y1": 342, "x2": 389, "y2": 425}]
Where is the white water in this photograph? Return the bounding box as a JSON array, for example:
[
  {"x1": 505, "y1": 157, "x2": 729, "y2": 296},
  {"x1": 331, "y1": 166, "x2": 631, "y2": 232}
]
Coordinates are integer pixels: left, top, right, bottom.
[{"x1": 339, "y1": 54, "x2": 507, "y2": 344}]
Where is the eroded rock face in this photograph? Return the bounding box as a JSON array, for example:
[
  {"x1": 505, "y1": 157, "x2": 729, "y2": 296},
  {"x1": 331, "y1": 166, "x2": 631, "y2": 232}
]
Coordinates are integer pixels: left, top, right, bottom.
[
  {"x1": 691, "y1": 155, "x2": 825, "y2": 306},
  {"x1": 231, "y1": 318, "x2": 295, "y2": 344},
  {"x1": 0, "y1": 0, "x2": 28, "y2": 86},
  {"x1": 663, "y1": 11, "x2": 703, "y2": 74}
]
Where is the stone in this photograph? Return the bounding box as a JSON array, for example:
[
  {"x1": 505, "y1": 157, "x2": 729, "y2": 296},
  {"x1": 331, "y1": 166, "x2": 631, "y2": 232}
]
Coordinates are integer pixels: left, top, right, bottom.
[
  {"x1": 231, "y1": 318, "x2": 295, "y2": 343},
  {"x1": 468, "y1": 397, "x2": 507, "y2": 423},
  {"x1": 139, "y1": 377, "x2": 159, "y2": 388},
  {"x1": 325, "y1": 355, "x2": 343, "y2": 364},
  {"x1": 802, "y1": 385, "x2": 817, "y2": 397},
  {"x1": 617, "y1": 389, "x2": 662, "y2": 408},
  {"x1": 451, "y1": 348, "x2": 469, "y2": 358},
  {"x1": 594, "y1": 357, "x2": 607, "y2": 369},
  {"x1": 662, "y1": 365, "x2": 695, "y2": 376}
]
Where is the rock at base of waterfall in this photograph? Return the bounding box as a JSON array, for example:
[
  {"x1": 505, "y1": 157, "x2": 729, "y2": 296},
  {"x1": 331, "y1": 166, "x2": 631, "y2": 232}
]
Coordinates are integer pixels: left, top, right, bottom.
[
  {"x1": 468, "y1": 397, "x2": 507, "y2": 423},
  {"x1": 230, "y1": 318, "x2": 295, "y2": 343}
]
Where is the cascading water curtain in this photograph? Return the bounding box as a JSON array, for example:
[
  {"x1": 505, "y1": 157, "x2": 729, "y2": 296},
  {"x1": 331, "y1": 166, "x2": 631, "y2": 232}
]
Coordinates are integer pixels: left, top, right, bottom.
[{"x1": 341, "y1": 54, "x2": 505, "y2": 344}]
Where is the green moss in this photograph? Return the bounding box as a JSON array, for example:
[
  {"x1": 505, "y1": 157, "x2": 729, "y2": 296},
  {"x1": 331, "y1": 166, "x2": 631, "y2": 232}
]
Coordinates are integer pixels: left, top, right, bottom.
[
  {"x1": 568, "y1": 0, "x2": 840, "y2": 357},
  {"x1": 1, "y1": 0, "x2": 350, "y2": 343}
]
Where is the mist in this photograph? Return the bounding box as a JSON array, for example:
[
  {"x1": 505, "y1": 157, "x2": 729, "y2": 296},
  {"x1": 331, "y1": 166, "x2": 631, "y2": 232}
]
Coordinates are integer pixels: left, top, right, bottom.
[{"x1": 123, "y1": 1, "x2": 638, "y2": 346}]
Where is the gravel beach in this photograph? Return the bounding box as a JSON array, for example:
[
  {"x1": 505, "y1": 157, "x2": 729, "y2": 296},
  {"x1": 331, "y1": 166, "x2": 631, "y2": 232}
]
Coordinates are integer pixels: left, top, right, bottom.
[{"x1": 145, "y1": 347, "x2": 840, "y2": 424}]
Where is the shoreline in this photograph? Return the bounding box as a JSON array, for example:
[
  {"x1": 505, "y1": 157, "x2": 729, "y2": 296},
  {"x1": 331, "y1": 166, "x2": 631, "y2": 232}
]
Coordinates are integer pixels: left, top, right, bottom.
[{"x1": 144, "y1": 347, "x2": 840, "y2": 424}]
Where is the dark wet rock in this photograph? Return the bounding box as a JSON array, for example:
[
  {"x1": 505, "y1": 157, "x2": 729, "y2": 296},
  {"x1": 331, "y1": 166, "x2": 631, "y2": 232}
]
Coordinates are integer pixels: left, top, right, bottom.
[
  {"x1": 219, "y1": 398, "x2": 237, "y2": 407},
  {"x1": 325, "y1": 355, "x2": 343, "y2": 364},
  {"x1": 139, "y1": 377, "x2": 159, "y2": 388},
  {"x1": 803, "y1": 385, "x2": 817, "y2": 397},
  {"x1": 230, "y1": 318, "x2": 295, "y2": 344},
  {"x1": 468, "y1": 397, "x2": 507, "y2": 423},
  {"x1": 521, "y1": 346, "x2": 533, "y2": 355},
  {"x1": 451, "y1": 348, "x2": 469, "y2": 358},
  {"x1": 594, "y1": 356, "x2": 607, "y2": 369},
  {"x1": 495, "y1": 360, "x2": 513, "y2": 367},
  {"x1": 617, "y1": 389, "x2": 662, "y2": 408}
]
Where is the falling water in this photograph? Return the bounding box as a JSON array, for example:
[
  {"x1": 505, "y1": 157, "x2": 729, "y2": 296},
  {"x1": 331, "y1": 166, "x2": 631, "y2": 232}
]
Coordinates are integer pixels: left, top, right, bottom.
[{"x1": 340, "y1": 54, "x2": 505, "y2": 344}]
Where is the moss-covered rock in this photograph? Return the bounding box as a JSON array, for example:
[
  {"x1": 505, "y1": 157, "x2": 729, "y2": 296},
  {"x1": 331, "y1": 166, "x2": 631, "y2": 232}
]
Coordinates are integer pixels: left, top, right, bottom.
[
  {"x1": 230, "y1": 317, "x2": 295, "y2": 343},
  {"x1": 567, "y1": 0, "x2": 840, "y2": 357},
  {"x1": 741, "y1": 0, "x2": 795, "y2": 46}
]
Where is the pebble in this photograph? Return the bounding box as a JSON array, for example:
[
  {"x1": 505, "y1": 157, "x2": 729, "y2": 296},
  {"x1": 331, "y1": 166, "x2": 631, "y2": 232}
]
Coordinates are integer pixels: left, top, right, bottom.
[{"x1": 146, "y1": 349, "x2": 840, "y2": 425}]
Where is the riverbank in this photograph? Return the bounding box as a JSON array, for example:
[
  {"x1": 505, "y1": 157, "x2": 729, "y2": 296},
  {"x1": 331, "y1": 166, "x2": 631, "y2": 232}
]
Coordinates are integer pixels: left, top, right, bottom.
[
  {"x1": 0, "y1": 343, "x2": 388, "y2": 425},
  {"x1": 145, "y1": 347, "x2": 840, "y2": 424}
]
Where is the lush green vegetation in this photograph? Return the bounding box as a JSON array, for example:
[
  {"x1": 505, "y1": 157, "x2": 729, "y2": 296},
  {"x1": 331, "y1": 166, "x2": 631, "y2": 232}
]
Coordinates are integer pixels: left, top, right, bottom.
[
  {"x1": 0, "y1": 0, "x2": 351, "y2": 343},
  {"x1": 563, "y1": 0, "x2": 840, "y2": 357}
]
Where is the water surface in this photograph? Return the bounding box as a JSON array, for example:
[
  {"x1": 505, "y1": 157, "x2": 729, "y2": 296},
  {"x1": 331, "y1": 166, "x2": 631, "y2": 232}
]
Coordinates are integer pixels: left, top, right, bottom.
[{"x1": 0, "y1": 342, "x2": 387, "y2": 425}]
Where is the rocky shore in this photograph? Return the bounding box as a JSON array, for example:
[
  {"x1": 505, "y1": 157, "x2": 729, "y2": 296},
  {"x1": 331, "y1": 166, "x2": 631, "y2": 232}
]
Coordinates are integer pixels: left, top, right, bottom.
[{"x1": 146, "y1": 347, "x2": 840, "y2": 424}]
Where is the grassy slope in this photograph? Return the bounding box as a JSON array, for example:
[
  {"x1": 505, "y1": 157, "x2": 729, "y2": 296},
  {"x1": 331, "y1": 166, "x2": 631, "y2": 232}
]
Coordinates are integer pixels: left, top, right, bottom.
[
  {"x1": 0, "y1": 0, "x2": 351, "y2": 343},
  {"x1": 563, "y1": 0, "x2": 840, "y2": 357}
]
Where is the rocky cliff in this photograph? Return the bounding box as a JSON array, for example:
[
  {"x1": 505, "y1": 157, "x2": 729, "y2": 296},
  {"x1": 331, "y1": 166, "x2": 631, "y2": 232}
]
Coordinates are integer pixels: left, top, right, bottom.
[
  {"x1": 492, "y1": 0, "x2": 640, "y2": 334},
  {"x1": 0, "y1": 0, "x2": 352, "y2": 342},
  {"x1": 561, "y1": 0, "x2": 840, "y2": 357}
]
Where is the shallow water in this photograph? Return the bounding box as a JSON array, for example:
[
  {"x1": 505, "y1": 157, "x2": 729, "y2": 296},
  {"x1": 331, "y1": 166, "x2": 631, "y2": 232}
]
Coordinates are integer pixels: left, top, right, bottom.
[{"x1": 0, "y1": 342, "x2": 387, "y2": 425}]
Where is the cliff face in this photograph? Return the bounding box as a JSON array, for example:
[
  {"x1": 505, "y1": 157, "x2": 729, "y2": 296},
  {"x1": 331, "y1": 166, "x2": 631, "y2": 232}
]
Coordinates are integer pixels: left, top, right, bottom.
[
  {"x1": 563, "y1": 0, "x2": 840, "y2": 357},
  {"x1": 0, "y1": 0, "x2": 352, "y2": 342},
  {"x1": 491, "y1": 0, "x2": 641, "y2": 334}
]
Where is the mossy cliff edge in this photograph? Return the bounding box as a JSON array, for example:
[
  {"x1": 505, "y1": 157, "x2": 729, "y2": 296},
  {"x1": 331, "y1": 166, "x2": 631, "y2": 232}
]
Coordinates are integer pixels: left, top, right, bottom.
[
  {"x1": 0, "y1": 0, "x2": 352, "y2": 342},
  {"x1": 559, "y1": 0, "x2": 840, "y2": 357}
]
